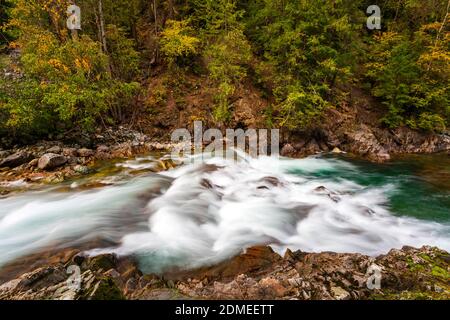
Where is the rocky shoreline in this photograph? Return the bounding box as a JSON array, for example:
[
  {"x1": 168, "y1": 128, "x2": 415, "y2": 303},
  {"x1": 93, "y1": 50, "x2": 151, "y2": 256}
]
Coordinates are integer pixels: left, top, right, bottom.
[
  {"x1": 0, "y1": 245, "x2": 448, "y2": 300},
  {"x1": 0, "y1": 127, "x2": 179, "y2": 194},
  {"x1": 1, "y1": 124, "x2": 449, "y2": 192}
]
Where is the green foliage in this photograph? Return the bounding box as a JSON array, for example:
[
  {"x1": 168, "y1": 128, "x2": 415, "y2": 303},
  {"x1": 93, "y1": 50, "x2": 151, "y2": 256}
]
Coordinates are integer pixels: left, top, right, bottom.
[
  {"x1": 106, "y1": 24, "x2": 141, "y2": 80},
  {"x1": 1, "y1": 0, "x2": 449, "y2": 139},
  {"x1": 160, "y1": 19, "x2": 200, "y2": 68},
  {"x1": 194, "y1": 0, "x2": 251, "y2": 124},
  {"x1": 2, "y1": 32, "x2": 139, "y2": 136},
  {"x1": 0, "y1": 0, "x2": 15, "y2": 49},
  {"x1": 366, "y1": 24, "x2": 449, "y2": 132},
  {"x1": 1, "y1": 0, "x2": 140, "y2": 138},
  {"x1": 244, "y1": 0, "x2": 364, "y2": 130},
  {"x1": 276, "y1": 85, "x2": 329, "y2": 130}
]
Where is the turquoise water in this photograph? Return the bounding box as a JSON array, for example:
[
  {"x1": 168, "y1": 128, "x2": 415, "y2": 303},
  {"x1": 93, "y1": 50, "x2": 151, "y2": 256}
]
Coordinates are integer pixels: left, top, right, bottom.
[{"x1": 288, "y1": 154, "x2": 450, "y2": 223}]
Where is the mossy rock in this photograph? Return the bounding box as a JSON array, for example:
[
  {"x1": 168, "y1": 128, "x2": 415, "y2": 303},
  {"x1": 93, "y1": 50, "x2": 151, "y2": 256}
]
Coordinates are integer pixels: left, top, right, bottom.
[
  {"x1": 82, "y1": 277, "x2": 125, "y2": 300},
  {"x1": 83, "y1": 254, "x2": 118, "y2": 272}
]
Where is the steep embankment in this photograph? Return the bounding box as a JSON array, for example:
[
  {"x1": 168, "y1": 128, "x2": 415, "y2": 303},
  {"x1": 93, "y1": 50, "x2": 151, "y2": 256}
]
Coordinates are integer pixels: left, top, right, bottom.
[{"x1": 139, "y1": 73, "x2": 450, "y2": 162}]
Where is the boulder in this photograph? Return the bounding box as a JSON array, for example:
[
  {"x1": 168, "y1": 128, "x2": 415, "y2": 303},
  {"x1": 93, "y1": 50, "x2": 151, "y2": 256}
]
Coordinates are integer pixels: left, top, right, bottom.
[
  {"x1": 0, "y1": 151, "x2": 33, "y2": 168},
  {"x1": 38, "y1": 153, "x2": 67, "y2": 170},
  {"x1": 281, "y1": 144, "x2": 296, "y2": 157}
]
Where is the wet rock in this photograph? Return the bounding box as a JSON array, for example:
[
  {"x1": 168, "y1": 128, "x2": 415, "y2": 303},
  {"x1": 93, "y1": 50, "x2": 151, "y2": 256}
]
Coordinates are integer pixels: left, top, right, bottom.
[
  {"x1": 74, "y1": 165, "x2": 91, "y2": 175},
  {"x1": 0, "y1": 246, "x2": 449, "y2": 300},
  {"x1": 38, "y1": 154, "x2": 67, "y2": 170},
  {"x1": 0, "y1": 151, "x2": 33, "y2": 168},
  {"x1": 83, "y1": 254, "x2": 118, "y2": 272},
  {"x1": 305, "y1": 139, "x2": 321, "y2": 154},
  {"x1": 43, "y1": 173, "x2": 65, "y2": 184},
  {"x1": 281, "y1": 144, "x2": 296, "y2": 157},
  {"x1": 28, "y1": 173, "x2": 46, "y2": 182},
  {"x1": 331, "y1": 147, "x2": 344, "y2": 154},
  {"x1": 345, "y1": 125, "x2": 391, "y2": 162}
]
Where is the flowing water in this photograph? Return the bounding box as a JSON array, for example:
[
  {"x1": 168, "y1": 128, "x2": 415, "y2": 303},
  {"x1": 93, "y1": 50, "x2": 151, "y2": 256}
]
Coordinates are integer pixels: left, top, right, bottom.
[{"x1": 0, "y1": 152, "x2": 449, "y2": 274}]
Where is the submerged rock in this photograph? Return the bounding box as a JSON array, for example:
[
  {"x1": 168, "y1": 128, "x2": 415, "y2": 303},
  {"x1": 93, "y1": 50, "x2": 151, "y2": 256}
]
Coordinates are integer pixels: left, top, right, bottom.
[{"x1": 74, "y1": 165, "x2": 91, "y2": 175}]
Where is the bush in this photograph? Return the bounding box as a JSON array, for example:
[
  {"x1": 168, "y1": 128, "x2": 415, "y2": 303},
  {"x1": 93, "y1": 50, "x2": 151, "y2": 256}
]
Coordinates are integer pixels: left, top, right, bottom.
[
  {"x1": 1, "y1": 32, "x2": 140, "y2": 137},
  {"x1": 160, "y1": 19, "x2": 200, "y2": 68}
]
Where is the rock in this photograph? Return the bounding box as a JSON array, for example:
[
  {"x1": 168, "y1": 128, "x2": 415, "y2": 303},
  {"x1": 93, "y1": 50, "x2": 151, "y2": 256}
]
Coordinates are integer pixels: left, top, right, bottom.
[
  {"x1": 67, "y1": 157, "x2": 79, "y2": 165},
  {"x1": 281, "y1": 144, "x2": 296, "y2": 157},
  {"x1": 0, "y1": 151, "x2": 33, "y2": 168},
  {"x1": 259, "y1": 277, "x2": 288, "y2": 298},
  {"x1": 43, "y1": 173, "x2": 65, "y2": 184},
  {"x1": 96, "y1": 145, "x2": 110, "y2": 153},
  {"x1": 331, "y1": 286, "x2": 351, "y2": 300},
  {"x1": 28, "y1": 159, "x2": 39, "y2": 168},
  {"x1": 28, "y1": 173, "x2": 46, "y2": 182},
  {"x1": 74, "y1": 165, "x2": 90, "y2": 175},
  {"x1": 304, "y1": 139, "x2": 321, "y2": 154},
  {"x1": 63, "y1": 148, "x2": 78, "y2": 157},
  {"x1": 47, "y1": 146, "x2": 62, "y2": 154},
  {"x1": 38, "y1": 154, "x2": 67, "y2": 170},
  {"x1": 0, "y1": 150, "x2": 11, "y2": 158},
  {"x1": 331, "y1": 147, "x2": 344, "y2": 154},
  {"x1": 375, "y1": 150, "x2": 391, "y2": 162},
  {"x1": 345, "y1": 125, "x2": 391, "y2": 162},
  {"x1": 78, "y1": 148, "x2": 95, "y2": 157},
  {"x1": 83, "y1": 254, "x2": 118, "y2": 272},
  {"x1": 0, "y1": 246, "x2": 449, "y2": 300},
  {"x1": 292, "y1": 139, "x2": 307, "y2": 150}
]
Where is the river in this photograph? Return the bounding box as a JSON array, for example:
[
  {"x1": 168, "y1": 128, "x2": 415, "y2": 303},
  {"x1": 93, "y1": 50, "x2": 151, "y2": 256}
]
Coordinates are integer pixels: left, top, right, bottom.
[{"x1": 0, "y1": 152, "x2": 449, "y2": 275}]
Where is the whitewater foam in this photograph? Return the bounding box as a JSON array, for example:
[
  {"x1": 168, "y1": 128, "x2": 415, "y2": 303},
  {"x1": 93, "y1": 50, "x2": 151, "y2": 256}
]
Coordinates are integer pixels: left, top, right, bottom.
[{"x1": 0, "y1": 154, "x2": 449, "y2": 273}]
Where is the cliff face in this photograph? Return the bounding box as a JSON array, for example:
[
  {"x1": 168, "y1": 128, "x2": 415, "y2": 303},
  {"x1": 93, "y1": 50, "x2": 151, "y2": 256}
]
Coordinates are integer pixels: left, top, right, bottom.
[{"x1": 1, "y1": 246, "x2": 449, "y2": 300}]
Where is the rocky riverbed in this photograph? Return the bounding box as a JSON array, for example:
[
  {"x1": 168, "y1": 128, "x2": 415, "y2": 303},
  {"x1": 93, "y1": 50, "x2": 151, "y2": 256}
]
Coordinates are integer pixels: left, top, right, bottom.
[
  {"x1": 0, "y1": 245, "x2": 448, "y2": 300},
  {"x1": 0, "y1": 127, "x2": 180, "y2": 194}
]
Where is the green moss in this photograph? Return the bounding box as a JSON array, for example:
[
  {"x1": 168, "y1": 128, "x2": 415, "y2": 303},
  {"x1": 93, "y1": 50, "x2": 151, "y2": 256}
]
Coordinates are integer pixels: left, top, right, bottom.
[
  {"x1": 371, "y1": 290, "x2": 449, "y2": 300},
  {"x1": 431, "y1": 265, "x2": 450, "y2": 280},
  {"x1": 82, "y1": 277, "x2": 125, "y2": 300},
  {"x1": 86, "y1": 255, "x2": 117, "y2": 271},
  {"x1": 0, "y1": 54, "x2": 11, "y2": 69},
  {"x1": 406, "y1": 257, "x2": 425, "y2": 273}
]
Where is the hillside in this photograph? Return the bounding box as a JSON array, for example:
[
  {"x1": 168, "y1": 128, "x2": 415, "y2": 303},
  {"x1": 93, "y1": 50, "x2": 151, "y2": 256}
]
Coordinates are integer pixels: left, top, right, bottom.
[{"x1": 0, "y1": 0, "x2": 448, "y2": 160}]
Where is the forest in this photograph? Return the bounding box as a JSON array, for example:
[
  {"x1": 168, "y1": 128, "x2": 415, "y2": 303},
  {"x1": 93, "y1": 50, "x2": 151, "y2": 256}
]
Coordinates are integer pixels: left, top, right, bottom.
[{"x1": 0, "y1": 0, "x2": 449, "y2": 142}]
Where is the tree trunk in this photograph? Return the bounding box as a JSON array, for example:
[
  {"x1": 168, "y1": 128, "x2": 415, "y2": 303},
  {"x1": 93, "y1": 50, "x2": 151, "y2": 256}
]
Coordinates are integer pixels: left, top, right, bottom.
[{"x1": 98, "y1": 0, "x2": 108, "y2": 54}]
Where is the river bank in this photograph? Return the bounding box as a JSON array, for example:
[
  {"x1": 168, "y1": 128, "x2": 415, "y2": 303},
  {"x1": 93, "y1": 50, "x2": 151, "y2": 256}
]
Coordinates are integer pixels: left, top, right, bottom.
[{"x1": 0, "y1": 245, "x2": 448, "y2": 300}]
